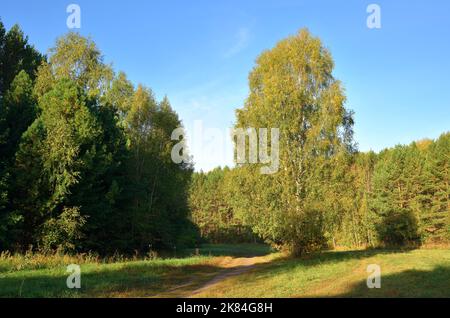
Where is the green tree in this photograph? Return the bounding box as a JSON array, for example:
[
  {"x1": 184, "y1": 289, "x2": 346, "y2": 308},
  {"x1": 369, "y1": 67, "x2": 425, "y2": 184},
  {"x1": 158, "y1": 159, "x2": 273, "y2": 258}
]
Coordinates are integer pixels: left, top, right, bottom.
[
  {"x1": 189, "y1": 167, "x2": 256, "y2": 243},
  {"x1": 1, "y1": 71, "x2": 36, "y2": 161},
  {"x1": 34, "y1": 32, "x2": 112, "y2": 100},
  {"x1": 0, "y1": 21, "x2": 43, "y2": 96},
  {"x1": 123, "y1": 87, "x2": 196, "y2": 250},
  {"x1": 231, "y1": 29, "x2": 355, "y2": 255},
  {"x1": 0, "y1": 21, "x2": 43, "y2": 249},
  {"x1": 5, "y1": 32, "x2": 126, "y2": 253},
  {"x1": 420, "y1": 133, "x2": 450, "y2": 241},
  {"x1": 370, "y1": 145, "x2": 422, "y2": 245},
  {"x1": 13, "y1": 79, "x2": 99, "y2": 251}
]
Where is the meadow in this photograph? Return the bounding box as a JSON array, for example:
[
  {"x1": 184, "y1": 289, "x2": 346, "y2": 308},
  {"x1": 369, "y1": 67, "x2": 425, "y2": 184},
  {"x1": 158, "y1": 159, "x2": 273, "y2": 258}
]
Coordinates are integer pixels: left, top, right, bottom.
[{"x1": 1, "y1": 244, "x2": 449, "y2": 298}]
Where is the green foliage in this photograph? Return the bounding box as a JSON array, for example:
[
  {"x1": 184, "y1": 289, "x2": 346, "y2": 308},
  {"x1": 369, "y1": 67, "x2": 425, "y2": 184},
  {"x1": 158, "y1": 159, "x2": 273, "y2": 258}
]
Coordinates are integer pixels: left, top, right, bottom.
[
  {"x1": 375, "y1": 209, "x2": 420, "y2": 246},
  {"x1": 189, "y1": 167, "x2": 257, "y2": 243},
  {"x1": 122, "y1": 85, "x2": 197, "y2": 250},
  {"x1": 368, "y1": 135, "x2": 449, "y2": 245},
  {"x1": 0, "y1": 21, "x2": 43, "y2": 96},
  {"x1": 0, "y1": 21, "x2": 42, "y2": 250},
  {"x1": 9, "y1": 79, "x2": 102, "y2": 250},
  {"x1": 40, "y1": 207, "x2": 86, "y2": 253},
  {"x1": 223, "y1": 29, "x2": 448, "y2": 253},
  {"x1": 0, "y1": 21, "x2": 447, "y2": 257},
  {"x1": 1, "y1": 70, "x2": 36, "y2": 158},
  {"x1": 420, "y1": 133, "x2": 450, "y2": 241},
  {"x1": 0, "y1": 26, "x2": 197, "y2": 254},
  {"x1": 34, "y1": 32, "x2": 112, "y2": 100},
  {"x1": 335, "y1": 151, "x2": 378, "y2": 247},
  {"x1": 230, "y1": 29, "x2": 355, "y2": 255}
]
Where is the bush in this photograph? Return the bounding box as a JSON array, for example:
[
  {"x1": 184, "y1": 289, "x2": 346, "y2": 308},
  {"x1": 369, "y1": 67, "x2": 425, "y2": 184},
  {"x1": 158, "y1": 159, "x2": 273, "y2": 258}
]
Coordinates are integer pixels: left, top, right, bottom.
[
  {"x1": 39, "y1": 207, "x2": 86, "y2": 253},
  {"x1": 376, "y1": 209, "x2": 421, "y2": 246}
]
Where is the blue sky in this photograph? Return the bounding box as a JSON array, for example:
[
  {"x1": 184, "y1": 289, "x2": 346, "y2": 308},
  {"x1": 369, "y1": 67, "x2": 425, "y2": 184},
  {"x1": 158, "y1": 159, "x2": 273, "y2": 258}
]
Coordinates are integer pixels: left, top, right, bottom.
[{"x1": 1, "y1": 0, "x2": 449, "y2": 171}]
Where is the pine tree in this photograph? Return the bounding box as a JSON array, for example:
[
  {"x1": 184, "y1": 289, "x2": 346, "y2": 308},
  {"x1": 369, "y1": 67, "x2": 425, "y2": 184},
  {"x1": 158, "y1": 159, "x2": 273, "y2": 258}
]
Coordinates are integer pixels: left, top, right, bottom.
[
  {"x1": 370, "y1": 145, "x2": 422, "y2": 245},
  {"x1": 0, "y1": 21, "x2": 43, "y2": 249},
  {"x1": 189, "y1": 167, "x2": 254, "y2": 243},
  {"x1": 12, "y1": 79, "x2": 97, "y2": 251},
  {"x1": 421, "y1": 133, "x2": 450, "y2": 241},
  {"x1": 0, "y1": 22, "x2": 43, "y2": 96}
]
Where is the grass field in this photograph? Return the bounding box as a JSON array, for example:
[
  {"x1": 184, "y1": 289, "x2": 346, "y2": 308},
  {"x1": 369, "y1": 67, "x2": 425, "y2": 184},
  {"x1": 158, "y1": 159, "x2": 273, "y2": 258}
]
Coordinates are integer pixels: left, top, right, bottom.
[{"x1": 1, "y1": 244, "x2": 449, "y2": 298}]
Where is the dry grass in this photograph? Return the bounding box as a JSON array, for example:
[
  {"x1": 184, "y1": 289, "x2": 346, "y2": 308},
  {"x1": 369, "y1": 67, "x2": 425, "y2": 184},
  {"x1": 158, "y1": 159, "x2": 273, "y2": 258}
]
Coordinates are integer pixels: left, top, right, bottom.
[
  {"x1": 2, "y1": 244, "x2": 449, "y2": 298},
  {"x1": 0, "y1": 244, "x2": 272, "y2": 297}
]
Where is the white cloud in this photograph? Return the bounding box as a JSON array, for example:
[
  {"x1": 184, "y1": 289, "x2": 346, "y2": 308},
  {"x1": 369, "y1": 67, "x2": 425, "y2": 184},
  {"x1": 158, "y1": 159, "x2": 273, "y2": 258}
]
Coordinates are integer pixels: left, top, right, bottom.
[{"x1": 224, "y1": 27, "x2": 250, "y2": 58}]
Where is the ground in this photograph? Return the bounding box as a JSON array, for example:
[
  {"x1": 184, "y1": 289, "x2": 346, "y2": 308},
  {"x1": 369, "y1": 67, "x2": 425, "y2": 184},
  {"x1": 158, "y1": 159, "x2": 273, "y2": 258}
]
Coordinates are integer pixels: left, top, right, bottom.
[{"x1": 0, "y1": 244, "x2": 449, "y2": 297}]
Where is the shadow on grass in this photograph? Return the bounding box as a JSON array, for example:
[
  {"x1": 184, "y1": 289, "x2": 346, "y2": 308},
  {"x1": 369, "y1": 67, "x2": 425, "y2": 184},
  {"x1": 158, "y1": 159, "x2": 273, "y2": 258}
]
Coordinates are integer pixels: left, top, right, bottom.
[
  {"x1": 4, "y1": 246, "x2": 442, "y2": 298},
  {"x1": 303, "y1": 247, "x2": 417, "y2": 266},
  {"x1": 336, "y1": 265, "x2": 450, "y2": 297},
  {"x1": 216, "y1": 248, "x2": 421, "y2": 290},
  {"x1": 0, "y1": 243, "x2": 275, "y2": 297},
  {"x1": 0, "y1": 261, "x2": 224, "y2": 298}
]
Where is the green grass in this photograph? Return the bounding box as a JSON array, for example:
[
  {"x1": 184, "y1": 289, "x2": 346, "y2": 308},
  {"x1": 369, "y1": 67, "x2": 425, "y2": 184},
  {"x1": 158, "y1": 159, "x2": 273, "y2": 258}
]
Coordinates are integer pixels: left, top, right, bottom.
[
  {"x1": 0, "y1": 244, "x2": 269, "y2": 298},
  {"x1": 183, "y1": 243, "x2": 274, "y2": 257},
  {"x1": 195, "y1": 247, "x2": 450, "y2": 298},
  {"x1": 1, "y1": 245, "x2": 449, "y2": 298},
  {"x1": 0, "y1": 255, "x2": 213, "y2": 297}
]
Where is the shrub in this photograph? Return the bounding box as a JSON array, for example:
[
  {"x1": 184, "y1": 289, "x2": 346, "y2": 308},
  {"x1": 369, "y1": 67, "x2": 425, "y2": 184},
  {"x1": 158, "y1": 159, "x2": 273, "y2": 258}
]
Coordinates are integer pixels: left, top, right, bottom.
[{"x1": 376, "y1": 209, "x2": 421, "y2": 246}]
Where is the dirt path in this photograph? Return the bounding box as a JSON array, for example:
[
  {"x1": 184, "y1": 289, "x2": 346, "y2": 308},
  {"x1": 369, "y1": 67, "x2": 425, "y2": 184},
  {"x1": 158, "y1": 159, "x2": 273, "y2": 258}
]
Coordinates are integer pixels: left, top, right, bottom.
[
  {"x1": 152, "y1": 255, "x2": 272, "y2": 298},
  {"x1": 188, "y1": 256, "x2": 270, "y2": 297}
]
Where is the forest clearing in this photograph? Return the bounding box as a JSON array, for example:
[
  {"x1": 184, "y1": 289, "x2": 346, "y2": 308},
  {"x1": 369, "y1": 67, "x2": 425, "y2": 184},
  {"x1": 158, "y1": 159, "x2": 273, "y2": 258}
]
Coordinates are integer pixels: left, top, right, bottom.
[{"x1": 1, "y1": 1, "x2": 449, "y2": 305}]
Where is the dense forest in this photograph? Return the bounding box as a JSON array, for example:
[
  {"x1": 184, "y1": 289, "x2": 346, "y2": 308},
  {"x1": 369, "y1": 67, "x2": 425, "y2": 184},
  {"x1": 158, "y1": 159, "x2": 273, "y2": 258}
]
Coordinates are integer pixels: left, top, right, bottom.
[
  {"x1": 190, "y1": 134, "x2": 449, "y2": 253},
  {"x1": 0, "y1": 21, "x2": 448, "y2": 256},
  {"x1": 189, "y1": 30, "x2": 449, "y2": 255},
  {"x1": 0, "y1": 20, "x2": 197, "y2": 254}
]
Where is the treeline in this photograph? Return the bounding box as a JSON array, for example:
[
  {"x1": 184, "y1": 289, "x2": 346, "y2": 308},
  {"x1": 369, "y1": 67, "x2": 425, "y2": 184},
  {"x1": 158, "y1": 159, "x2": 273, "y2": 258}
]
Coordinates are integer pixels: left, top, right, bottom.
[
  {"x1": 189, "y1": 29, "x2": 449, "y2": 254},
  {"x1": 190, "y1": 135, "x2": 449, "y2": 251},
  {"x1": 189, "y1": 167, "x2": 258, "y2": 243},
  {"x1": 0, "y1": 21, "x2": 198, "y2": 254},
  {"x1": 1, "y1": 21, "x2": 448, "y2": 256}
]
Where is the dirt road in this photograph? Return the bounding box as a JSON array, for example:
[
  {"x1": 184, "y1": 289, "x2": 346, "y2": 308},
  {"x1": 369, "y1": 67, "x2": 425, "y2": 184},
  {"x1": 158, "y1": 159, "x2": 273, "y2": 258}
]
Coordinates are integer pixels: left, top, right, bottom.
[
  {"x1": 188, "y1": 256, "x2": 271, "y2": 297},
  {"x1": 152, "y1": 255, "x2": 272, "y2": 298}
]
